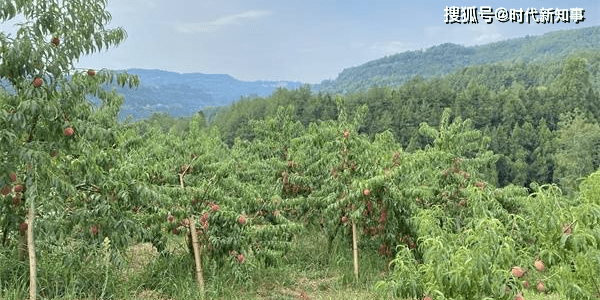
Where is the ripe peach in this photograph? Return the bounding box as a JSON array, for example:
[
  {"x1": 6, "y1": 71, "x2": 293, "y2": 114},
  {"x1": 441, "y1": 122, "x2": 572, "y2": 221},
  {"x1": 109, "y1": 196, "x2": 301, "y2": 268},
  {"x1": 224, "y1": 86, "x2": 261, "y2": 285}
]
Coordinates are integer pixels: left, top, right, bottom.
[
  {"x1": 534, "y1": 259, "x2": 545, "y2": 272},
  {"x1": 12, "y1": 195, "x2": 21, "y2": 206},
  {"x1": 200, "y1": 212, "x2": 209, "y2": 223},
  {"x1": 64, "y1": 127, "x2": 74, "y2": 137},
  {"x1": 238, "y1": 216, "x2": 247, "y2": 225},
  {"x1": 363, "y1": 189, "x2": 370, "y2": 196},
  {"x1": 33, "y1": 77, "x2": 42, "y2": 88},
  {"x1": 211, "y1": 204, "x2": 219, "y2": 212},
  {"x1": 87, "y1": 69, "x2": 95, "y2": 76},
  {"x1": 536, "y1": 281, "x2": 545, "y2": 292},
  {"x1": 511, "y1": 266, "x2": 525, "y2": 278},
  {"x1": 237, "y1": 253, "x2": 245, "y2": 263},
  {"x1": 52, "y1": 36, "x2": 60, "y2": 46},
  {"x1": 19, "y1": 222, "x2": 28, "y2": 234},
  {"x1": 9, "y1": 172, "x2": 17, "y2": 182},
  {"x1": 515, "y1": 293, "x2": 524, "y2": 300},
  {"x1": 1, "y1": 185, "x2": 10, "y2": 196}
]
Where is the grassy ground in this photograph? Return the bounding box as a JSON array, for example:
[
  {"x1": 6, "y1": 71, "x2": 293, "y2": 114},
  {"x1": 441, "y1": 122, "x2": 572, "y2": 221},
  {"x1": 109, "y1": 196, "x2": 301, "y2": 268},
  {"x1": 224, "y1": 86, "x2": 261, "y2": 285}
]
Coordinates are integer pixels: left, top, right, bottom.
[
  {"x1": 0, "y1": 226, "x2": 569, "y2": 299},
  {"x1": 118, "y1": 226, "x2": 398, "y2": 300},
  {"x1": 113, "y1": 226, "x2": 567, "y2": 300}
]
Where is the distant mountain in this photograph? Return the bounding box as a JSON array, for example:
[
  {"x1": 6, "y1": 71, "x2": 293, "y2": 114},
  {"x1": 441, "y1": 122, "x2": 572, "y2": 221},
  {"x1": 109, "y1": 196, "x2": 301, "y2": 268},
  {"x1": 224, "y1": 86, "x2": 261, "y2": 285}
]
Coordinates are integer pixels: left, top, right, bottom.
[
  {"x1": 115, "y1": 69, "x2": 303, "y2": 120},
  {"x1": 97, "y1": 26, "x2": 599, "y2": 120},
  {"x1": 315, "y1": 26, "x2": 600, "y2": 94}
]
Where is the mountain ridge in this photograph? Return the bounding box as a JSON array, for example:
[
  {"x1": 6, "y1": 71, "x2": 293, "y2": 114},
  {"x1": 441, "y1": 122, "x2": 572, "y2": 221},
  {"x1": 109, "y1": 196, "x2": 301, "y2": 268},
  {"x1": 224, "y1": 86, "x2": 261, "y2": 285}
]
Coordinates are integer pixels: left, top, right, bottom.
[
  {"x1": 115, "y1": 68, "x2": 303, "y2": 120},
  {"x1": 114, "y1": 25, "x2": 599, "y2": 120},
  {"x1": 314, "y1": 26, "x2": 599, "y2": 94}
]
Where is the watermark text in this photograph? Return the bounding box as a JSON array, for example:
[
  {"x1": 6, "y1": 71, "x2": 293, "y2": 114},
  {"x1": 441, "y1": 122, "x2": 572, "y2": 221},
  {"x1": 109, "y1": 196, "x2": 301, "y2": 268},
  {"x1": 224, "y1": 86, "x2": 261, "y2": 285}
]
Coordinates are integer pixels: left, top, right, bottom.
[{"x1": 444, "y1": 6, "x2": 585, "y2": 24}]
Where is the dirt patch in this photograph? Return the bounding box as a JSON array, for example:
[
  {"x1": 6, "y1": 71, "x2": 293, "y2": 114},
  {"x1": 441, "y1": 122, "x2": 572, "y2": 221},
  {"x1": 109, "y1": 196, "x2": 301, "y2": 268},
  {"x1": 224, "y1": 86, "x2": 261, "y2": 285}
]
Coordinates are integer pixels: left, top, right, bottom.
[
  {"x1": 255, "y1": 276, "x2": 336, "y2": 300},
  {"x1": 297, "y1": 276, "x2": 334, "y2": 292}
]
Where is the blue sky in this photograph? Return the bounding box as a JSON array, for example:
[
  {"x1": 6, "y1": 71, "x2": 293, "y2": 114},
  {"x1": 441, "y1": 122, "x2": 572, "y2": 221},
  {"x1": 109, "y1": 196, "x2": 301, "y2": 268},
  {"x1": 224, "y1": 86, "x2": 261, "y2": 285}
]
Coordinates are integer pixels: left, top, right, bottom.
[{"x1": 5, "y1": 1, "x2": 600, "y2": 83}]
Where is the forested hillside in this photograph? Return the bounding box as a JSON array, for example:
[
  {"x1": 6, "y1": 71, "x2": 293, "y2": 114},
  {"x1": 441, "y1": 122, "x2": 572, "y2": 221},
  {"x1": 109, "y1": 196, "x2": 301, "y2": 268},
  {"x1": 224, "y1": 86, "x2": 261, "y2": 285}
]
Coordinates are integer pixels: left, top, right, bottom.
[
  {"x1": 316, "y1": 26, "x2": 600, "y2": 94},
  {"x1": 211, "y1": 49, "x2": 600, "y2": 192}
]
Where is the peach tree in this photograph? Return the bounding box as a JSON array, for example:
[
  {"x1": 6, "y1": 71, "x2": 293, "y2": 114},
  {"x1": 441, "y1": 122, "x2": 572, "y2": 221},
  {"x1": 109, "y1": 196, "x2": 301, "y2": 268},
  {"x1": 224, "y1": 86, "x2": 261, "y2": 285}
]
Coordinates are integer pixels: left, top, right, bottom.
[
  {"x1": 281, "y1": 97, "x2": 412, "y2": 279},
  {"x1": 375, "y1": 110, "x2": 600, "y2": 299},
  {"x1": 1, "y1": 0, "x2": 138, "y2": 298},
  {"x1": 118, "y1": 107, "x2": 304, "y2": 285},
  {"x1": 190, "y1": 107, "x2": 303, "y2": 272}
]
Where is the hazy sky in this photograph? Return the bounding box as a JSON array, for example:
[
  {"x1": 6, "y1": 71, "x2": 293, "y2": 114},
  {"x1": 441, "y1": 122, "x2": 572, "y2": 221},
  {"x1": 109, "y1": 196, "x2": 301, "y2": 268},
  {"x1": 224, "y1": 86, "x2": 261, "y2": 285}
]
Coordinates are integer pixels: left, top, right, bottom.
[{"x1": 5, "y1": 1, "x2": 600, "y2": 84}]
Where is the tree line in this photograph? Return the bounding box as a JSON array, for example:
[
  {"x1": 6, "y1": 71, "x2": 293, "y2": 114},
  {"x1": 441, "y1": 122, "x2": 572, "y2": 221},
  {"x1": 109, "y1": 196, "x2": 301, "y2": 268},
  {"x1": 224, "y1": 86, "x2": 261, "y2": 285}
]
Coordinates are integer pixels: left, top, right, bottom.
[{"x1": 207, "y1": 51, "x2": 600, "y2": 196}]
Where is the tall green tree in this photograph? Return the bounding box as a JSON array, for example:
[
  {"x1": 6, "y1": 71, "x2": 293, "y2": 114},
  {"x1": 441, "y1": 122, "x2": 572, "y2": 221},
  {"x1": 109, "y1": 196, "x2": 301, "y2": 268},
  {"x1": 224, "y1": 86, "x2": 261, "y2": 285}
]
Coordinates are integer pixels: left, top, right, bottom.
[
  {"x1": 553, "y1": 110, "x2": 600, "y2": 194},
  {"x1": 551, "y1": 57, "x2": 597, "y2": 115},
  {"x1": 530, "y1": 118, "x2": 555, "y2": 184}
]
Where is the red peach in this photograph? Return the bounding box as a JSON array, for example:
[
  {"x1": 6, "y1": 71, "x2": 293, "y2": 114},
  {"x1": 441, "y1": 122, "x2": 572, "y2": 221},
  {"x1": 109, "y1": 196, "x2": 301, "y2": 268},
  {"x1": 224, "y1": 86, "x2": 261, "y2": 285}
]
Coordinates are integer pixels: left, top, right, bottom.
[
  {"x1": 64, "y1": 127, "x2": 74, "y2": 137},
  {"x1": 534, "y1": 259, "x2": 545, "y2": 272},
  {"x1": 33, "y1": 77, "x2": 42, "y2": 88}
]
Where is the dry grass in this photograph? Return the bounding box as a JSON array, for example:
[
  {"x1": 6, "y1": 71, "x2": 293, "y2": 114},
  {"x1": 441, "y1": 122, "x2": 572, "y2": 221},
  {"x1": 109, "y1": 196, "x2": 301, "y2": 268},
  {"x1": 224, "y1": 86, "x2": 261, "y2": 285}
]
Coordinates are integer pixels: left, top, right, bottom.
[{"x1": 122, "y1": 242, "x2": 159, "y2": 282}]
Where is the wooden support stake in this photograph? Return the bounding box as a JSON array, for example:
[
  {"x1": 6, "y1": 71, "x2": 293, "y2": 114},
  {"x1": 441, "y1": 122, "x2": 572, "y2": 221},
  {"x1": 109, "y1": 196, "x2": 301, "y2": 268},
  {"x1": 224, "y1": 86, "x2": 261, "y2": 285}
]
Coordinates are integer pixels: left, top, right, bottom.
[
  {"x1": 189, "y1": 216, "x2": 204, "y2": 294},
  {"x1": 28, "y1": 205, "x2": 37, "y2": 300},
  {"x1": 352, "y1": 220, "x2": 359, "y2": 282},
  {"x1": 180, "y1": 168, "x2": 204, "y2": 295}
]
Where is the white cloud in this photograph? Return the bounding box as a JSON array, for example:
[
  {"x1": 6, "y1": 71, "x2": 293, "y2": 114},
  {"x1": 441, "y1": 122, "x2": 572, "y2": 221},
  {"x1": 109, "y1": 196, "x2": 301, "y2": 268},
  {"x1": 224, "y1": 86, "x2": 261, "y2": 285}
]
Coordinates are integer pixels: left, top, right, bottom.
[
  {"x1": 423, "y1": 24, "x2": 504, "y2": 46},
  {"x1": 473, "y1": 33, "x2": 503, "y2": 44},
  {"x1": 467, "y1": 25, "x2": 503, "y2": 45},
  {"x1": 369, "y1": 41, "x2": 415, "y2": 56},
  {"x1": 175, "y1": 10, "x2": 272, "y2": 33}
]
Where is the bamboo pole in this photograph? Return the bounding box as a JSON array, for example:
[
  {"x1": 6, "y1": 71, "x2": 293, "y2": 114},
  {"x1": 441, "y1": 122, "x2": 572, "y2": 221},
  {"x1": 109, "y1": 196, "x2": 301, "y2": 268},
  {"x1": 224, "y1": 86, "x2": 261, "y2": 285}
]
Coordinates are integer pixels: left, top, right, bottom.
[
  {"x1": 27, "y1": 204, "x2": 36, "y2": 300},
  {"x1": 352, "y1": 220, "x2": 359, "y2": 282}
]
